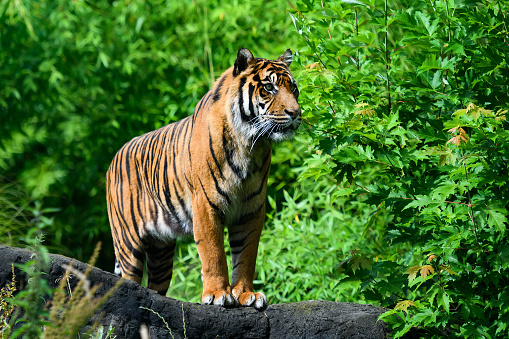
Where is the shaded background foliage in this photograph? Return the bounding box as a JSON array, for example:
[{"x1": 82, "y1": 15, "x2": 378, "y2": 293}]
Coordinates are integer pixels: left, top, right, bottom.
[{"x1": 2, "y1": 0, "x2": 509, "y2": 337}]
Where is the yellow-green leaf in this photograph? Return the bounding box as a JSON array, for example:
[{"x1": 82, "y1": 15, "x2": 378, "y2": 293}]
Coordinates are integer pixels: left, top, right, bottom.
[
  {"x1": 405, "y1": 265, "x2": 421, "y2": 281},
  {"x1": 395, "y1": 300, "x2": 416, "y2": 312},
  {"x1": 420, "y1": 265, "x2": 435, "y2": 279}
]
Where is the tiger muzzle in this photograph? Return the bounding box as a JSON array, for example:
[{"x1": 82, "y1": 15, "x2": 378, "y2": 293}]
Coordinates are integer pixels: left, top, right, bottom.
[{"x1": 285, "y1": 108, "x2": 301, "y2": 130}]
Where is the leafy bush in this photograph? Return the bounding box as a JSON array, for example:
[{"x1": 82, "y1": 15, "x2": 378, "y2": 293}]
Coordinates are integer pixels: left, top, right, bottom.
[{"x1": 286, "y1": 0, "x2": 509, "y2": 337}]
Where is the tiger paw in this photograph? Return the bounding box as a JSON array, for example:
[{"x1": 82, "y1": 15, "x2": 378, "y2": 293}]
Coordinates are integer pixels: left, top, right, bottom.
[
  {"x1": 202, "y1": 289, "x2": 237, "y2": 307},
  {"x1": 235, "y1": 291, "x2": 268, "y2": 310}
]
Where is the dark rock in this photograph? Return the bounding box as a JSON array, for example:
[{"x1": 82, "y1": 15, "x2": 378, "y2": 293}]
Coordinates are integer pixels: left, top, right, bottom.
[{"x1": 0, "y1": 245, "x2": 390, "y2": 338}]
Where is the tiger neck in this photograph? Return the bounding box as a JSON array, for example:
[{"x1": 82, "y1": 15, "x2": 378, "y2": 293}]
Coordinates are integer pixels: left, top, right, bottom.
[{"x1": 221, "y1": 121, "x2": 271, "y2": 181}]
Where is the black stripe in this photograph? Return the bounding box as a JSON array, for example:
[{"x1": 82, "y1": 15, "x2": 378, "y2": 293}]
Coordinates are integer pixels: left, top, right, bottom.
[
  {"x1": 120, "y1": 260, "x2": 144, "y2": 278},
  {"x1": 244, "y1": 162, "x2": 270, "y2": 202},
  {"x1": 162, "y1": 144, "x2": 173, "y2": 212},
  {"x1": 123, "y1": 138, "x2": 139, "y2": 187},
  {"x1": 111, "y1": 213, "x2": 135, "y2": 265},
  {"x1": 111, "y1": 190, "x2": 144, "y2": 262},
  {"x1": 181, "y1": 117, "x2": 191, "y2": 149},
  {"x1": 234, "y1": 202, "x2": 265, "y2": 226},
  {"x1": 184, "y1": 172, "x2": 194, "y2": 190},
  {"x1": 209, "y1": 128, "x2": 224, "y2": 179},
  {"x1": 198, "y1": 177, "x2": 225, "y2": 220},
  {"x1": 213, "y1": 75, "x2": 227, "y2": 102},
  {"x1": 116, "y1": 151, "x2": 125, "y2": 214},
  {"x1": 238, "y1": 77, "x2": 250, "y2": 122},
  {"x1": 148, "y1": 272, "x2": 173, "y2": 285},
  {"x1": 132, "y1": 142, "x2": 145, "y2": 192},
  {"x1": 133, "y1": 162, "x2": 146, "y2": 228},
  {"x1": 172, "y1": 148, "x2": 182, "y2": 190},
  {"x1": 207, "y1": 161, "x2": 231, "y2": 205},
  {"x1": 248, "y1": 83, "x2": 255, "y2": 117},
  {"x1": 170, "y1": 122, "x2": 185, "y2": 192},
  {"x1": 202, "y1": 92, "x2": 212, "y2": 110},
  {"x1": 232, "y1": 261, "x2": 242, "y2": 270},
  {"x1": 195, "y1": 94, "x2": 207, "y2": 116},
  {"x1": 129, "y1": 193, "x2": 141, "y2": 237},
  {"x1": 188, "y1": 117, "x2": 194, "y2": 171},
  {"x1": 222, "y1": 129, "x2": 245, "y2": 179},
  {"x1": 163, "y1": 181, "x2": 181, "y2": 223},
  {"x1": 152, "y1": 127, "x2": 169, "y2": 191},
  {"x1": 230, "y1": 229, "x2": 255, "y2": 249},
  {"x1": 231, "y1": 243, "x2": 250, "y2": 255},
  {"x1": 173, "y1": 181, "x2": 192, "y2": 221}
]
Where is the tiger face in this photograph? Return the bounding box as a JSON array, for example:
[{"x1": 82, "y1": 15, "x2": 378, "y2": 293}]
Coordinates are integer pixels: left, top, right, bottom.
[{"x1": 230, "y1": 48, "x2": 301, "y2": 145}]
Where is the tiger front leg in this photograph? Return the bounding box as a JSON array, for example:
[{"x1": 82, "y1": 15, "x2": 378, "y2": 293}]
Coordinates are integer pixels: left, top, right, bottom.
[
  {"x1": 193, "y1": 195, "x2": 236, "y2": 307},
  {"x1": 228, "y1": 206, "x2": 267, "y2": 310}
]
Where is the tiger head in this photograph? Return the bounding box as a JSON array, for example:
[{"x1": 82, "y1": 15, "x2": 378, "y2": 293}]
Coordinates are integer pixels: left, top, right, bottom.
[{"x1": 229, "y1": 48, "x2": 301, "y2": 145}]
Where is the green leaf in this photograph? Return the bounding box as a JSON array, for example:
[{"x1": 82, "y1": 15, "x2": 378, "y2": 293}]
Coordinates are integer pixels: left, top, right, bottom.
[
  {"x1": 430, "y1": 71, "x2": 441, "y2": 89},
  {"x1": 431, "y1": 180, "x2": 457, "y2": 200},
  {"x1": 402, "y1": 195, "x2": 433, "y2": 210},
  {"x1": 445, "y1": 42, "x2": 466, "y2": 56},
  {"x1": 487, "y1": 208, "x2": 508, "y2": 234},
  {"x1": 340, "y1": 0, "x2": 369, "y2": 6},
  {"x1": 415, "y1": 11, "x2": 439, "y2": 36}
]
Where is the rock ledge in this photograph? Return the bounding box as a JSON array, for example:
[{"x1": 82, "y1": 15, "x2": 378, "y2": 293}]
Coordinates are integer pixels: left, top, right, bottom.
[{"x1": 0, "y1": 245, "x2": 389, "y2": 338}]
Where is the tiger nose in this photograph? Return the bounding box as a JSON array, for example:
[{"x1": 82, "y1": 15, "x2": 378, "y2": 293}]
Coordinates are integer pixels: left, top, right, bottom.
[{"x1": 284, "y1": 108, "x2": 301, "y2": 119}]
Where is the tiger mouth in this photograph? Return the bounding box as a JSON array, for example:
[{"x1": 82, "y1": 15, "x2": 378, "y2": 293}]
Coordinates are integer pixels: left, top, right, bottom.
[
  {"x1": 248, "y1": 115, "x2": 300, "y2": 146},
  {"x1": 267, "y1": 120, "x2": 300, "y2": 139}
]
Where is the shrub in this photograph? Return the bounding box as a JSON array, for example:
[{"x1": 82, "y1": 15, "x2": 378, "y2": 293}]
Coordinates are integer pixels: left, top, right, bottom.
[{"x1": 286, "y1": 0, "x2": 509, "y2": 337}]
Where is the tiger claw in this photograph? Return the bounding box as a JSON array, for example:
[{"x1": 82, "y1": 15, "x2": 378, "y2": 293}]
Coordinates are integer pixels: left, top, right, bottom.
[
  {"x1": 237, "y1": 291, "x2": 267, "y2": 310},
  {"x1": 202, "y1": 290, "x2": 236, "y2": 307}
]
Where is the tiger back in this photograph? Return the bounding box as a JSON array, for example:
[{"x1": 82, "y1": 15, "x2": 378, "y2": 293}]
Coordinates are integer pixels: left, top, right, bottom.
[{"x1": 106, "y1": 48, "x2": 301, "y2": 310}]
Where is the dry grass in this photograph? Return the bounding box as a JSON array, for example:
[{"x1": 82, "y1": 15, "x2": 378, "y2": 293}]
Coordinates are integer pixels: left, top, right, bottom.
[{"x1": 43, "y1": 242, "x2": 123, "y2": 338}]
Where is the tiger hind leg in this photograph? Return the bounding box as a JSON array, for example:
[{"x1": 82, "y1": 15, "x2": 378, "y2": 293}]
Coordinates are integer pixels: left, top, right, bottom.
[
  {"x1": 145, "y1": 239, "x2": 177, "y2": 296},
  {"x1": 115, "y1": 248, "x2": 145, "y2": 284}
]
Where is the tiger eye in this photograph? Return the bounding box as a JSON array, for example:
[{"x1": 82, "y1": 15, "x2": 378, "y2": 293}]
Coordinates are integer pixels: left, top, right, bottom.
[{"x1": 264, "y1": 83, "x2": 274, "y2": 92}]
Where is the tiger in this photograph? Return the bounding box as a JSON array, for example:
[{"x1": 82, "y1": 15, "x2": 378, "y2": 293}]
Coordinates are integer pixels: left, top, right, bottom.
[{"x1": 106, "y1": 48, "x2": 301, "y2": 310}]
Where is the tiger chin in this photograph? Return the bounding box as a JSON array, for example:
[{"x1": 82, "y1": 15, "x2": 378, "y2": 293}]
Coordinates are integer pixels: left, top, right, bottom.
[{"x1": 106, "y1": 48, "x2": 301, "y2": 310}]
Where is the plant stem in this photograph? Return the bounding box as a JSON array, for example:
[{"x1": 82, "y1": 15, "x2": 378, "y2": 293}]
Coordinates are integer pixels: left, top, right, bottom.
[
  {"x1": 355, "y1": 6, "x2": 359, "y2": 70},
  {"x1": 384, "y1": 0, "x2": 391, "y2": 114}
]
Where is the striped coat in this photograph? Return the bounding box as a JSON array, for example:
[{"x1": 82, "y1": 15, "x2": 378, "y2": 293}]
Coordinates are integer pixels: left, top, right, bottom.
[{"x1": 106, "y1": 48, "x2": 300, "y2": 310}]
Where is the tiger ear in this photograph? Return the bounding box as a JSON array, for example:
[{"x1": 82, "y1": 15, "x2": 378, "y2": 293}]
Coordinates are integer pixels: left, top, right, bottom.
[
  {"x1": 233, "y1": 48, "x2": 255, "y2": 76},
  {"x1": 277, "y1": 49, "x2": 293, "y2": 67}
]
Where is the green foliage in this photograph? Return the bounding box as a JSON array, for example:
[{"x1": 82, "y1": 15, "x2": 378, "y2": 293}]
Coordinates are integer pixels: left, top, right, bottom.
[
  {"x1": 0, "y1": 181, "x2": 119, "y2": 338},
  {"x1": 1, "y1": 237, "x2": 120, "y2": 338},
  {"x1": 288, "y1": 0, "x2": 509, "y2": 336},
  {"x1": 1, "y1": 235, "x2": 52, "y2": 337},
  {"x1": 0, "y1": 178, "x2": 31, "y2": 247}
]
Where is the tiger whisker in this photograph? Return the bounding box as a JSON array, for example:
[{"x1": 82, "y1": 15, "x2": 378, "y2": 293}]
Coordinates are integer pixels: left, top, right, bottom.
[{"x1": 250, "y1": 120, "x2": 273, "y2": 151}]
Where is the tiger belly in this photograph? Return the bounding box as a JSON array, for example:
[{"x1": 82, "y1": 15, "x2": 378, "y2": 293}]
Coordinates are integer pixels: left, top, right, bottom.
[{"x1": 142, "y1": 201, "x2": 194, "y2": 241}]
